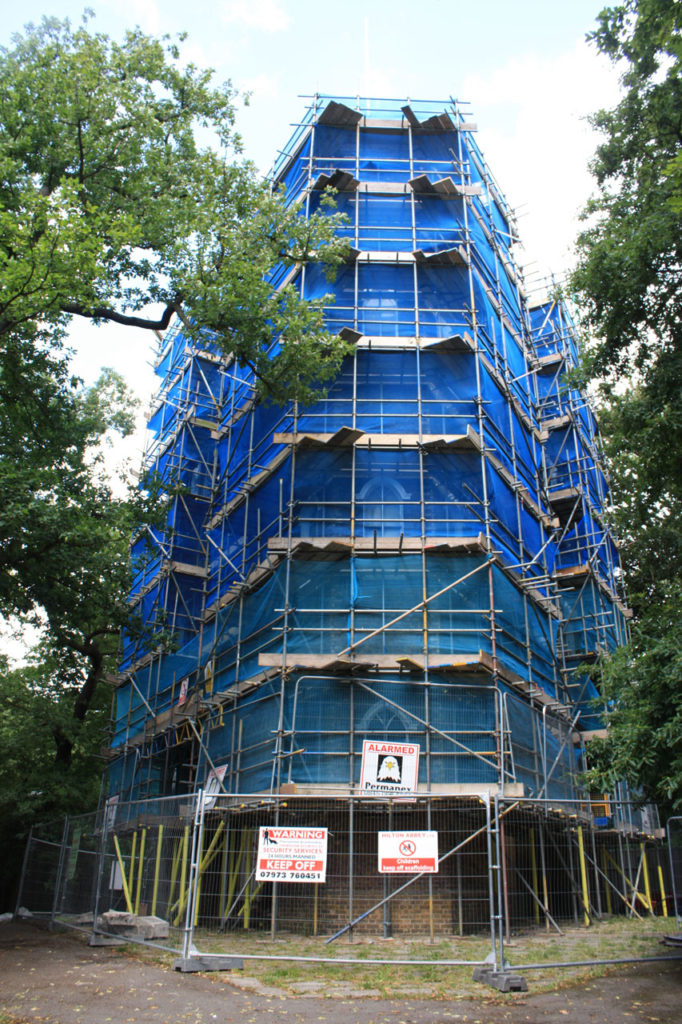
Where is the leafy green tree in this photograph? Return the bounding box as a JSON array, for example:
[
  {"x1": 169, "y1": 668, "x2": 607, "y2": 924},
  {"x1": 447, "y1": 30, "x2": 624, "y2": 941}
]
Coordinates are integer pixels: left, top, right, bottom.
[
  {"x1": 0, "y1": 356, "x2": 160, "y2": 906},
  {"x1": 0, "y1": 654, "x2": 109, "y2": 909},
  {"x1": 572, "y1": 0, "x2": 682, "y2": 810},
  {"x1": 0, "y1": 13, "x2": 350, "y2": 741},
  {"x1": 0, "y1": 14, "x2": 349, "y2": 405},
  {"x1": 582, "y1": 583, "x2": 682, "y2": 809},
  {"x1": 0, "y1": 14, "x2": 352, "y2": 901},
  {"x1": 0, "y1": 360, "x2": 151, "y2": 758}
]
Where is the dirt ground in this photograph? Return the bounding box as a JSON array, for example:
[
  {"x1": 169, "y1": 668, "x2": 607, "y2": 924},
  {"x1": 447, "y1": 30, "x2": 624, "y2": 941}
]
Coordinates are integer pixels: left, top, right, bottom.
[{"x1": 1, "y1": 921, "x2": 682, "y2": 1024}]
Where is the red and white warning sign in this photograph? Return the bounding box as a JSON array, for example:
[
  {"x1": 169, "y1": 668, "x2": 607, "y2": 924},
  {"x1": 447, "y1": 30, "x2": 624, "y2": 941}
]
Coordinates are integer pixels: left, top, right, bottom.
[
  {"x1": 378, "y1": 831, "x2": 439, "y2": 873},
  {"x1": 255, "y1": 827, "x2": 328, "y2": 883},
  {"x1": 359, "y1": 740, "x2": 420, "y2": 794}
]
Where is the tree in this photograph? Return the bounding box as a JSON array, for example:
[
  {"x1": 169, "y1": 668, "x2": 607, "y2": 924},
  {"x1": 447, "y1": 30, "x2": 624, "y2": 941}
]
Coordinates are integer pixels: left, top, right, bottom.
[
  {"x1": 0, "y1": 654, "x2": 109, "y2": 909},
  {"x1": 0, "y1": 14, "x2": 351, "y2": 899},
  {"x1": 0, "y1": 14, "x2": 350, "y2": 725},
  {"x1": 0, "y1": 359, "x2": 148, "y2": 908},
  {"x1": 0, "y1": 358, "x2": 155, "y2": 756},
  {"x1": 571, "y1": 0, "x2": 682, "y2": 810},
  {"x1": 580, "y1": 583, "x2": 682, "y2": 810},
  {"x1": 0, "y1": 14, "x2": 350, "y2": 406}
]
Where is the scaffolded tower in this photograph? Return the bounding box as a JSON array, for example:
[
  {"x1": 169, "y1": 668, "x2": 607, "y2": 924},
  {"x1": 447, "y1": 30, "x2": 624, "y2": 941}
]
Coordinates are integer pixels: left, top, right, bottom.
[{"x1": 110, "y1": 96, "x2": 630, "y2": 806}]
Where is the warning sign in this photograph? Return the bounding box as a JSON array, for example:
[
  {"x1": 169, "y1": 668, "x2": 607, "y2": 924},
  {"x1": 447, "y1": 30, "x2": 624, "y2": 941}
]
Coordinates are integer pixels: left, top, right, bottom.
[
  {"x1": 255, "y1": 827, "x2": 328, "y2": 883},
  {"x1": 378, "y1": 831, "x2": 438, "y2": 874},
  {"x1": 359, "y1": 741, "x2": 419, "y2": 794}
]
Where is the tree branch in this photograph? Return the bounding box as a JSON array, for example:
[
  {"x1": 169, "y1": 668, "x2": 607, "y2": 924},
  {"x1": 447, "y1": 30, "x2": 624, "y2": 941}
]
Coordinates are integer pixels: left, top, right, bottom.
[{"x1": 60, "y1": 300, "x2": 180, "y2": 331}]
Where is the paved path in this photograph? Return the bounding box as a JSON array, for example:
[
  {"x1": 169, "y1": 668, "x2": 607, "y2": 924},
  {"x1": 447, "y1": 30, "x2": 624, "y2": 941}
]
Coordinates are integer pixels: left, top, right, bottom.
[{"x1": 1, "y1": 922, "x2": 681, "y2": 1024}]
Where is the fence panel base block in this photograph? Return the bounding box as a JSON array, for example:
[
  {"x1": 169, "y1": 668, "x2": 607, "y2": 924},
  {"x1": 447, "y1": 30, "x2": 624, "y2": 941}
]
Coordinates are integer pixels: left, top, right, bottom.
[
  {"x1": 472, "y1": 965, "x2": 528, "y2": 992},
  {"x1": 88, "y1": 934, "x2": 127, "y2": 947},
  {"x1": 173, "y1": 956, "x2": 244, "y2": 973}
]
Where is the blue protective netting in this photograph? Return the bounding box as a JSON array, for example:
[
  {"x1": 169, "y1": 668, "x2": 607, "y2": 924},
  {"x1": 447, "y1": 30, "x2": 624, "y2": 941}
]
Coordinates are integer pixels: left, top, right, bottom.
[{"x1": 113, "y1": 97, "x2": 626, "y2": 801}]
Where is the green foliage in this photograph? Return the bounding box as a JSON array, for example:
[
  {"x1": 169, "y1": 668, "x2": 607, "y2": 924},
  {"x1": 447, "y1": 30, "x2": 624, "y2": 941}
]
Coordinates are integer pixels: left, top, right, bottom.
[
  {"x1": 0, "y1": 14, "x2": 352, "y2": 899},
  {"x1": 584, "y1": 582, "x2": 682, "y2": 809},
  {"x1": 574, "y1": 2, "x2": 682, "y2": 404},
  {"x1": 0, "y1": 352, "x2": 137, "y2": 615},
  {"x1": 0, "y1": 15, "x2": 350, "y2": 405},
  {"x1": 0, "y1": 654, "x2": 108, "y2": 907},
  {"x1": 0, "y1": 655, "x2": 107, "y2": 818},
  {"x1": 0, "y1": 356, "x2": 153, "y2": 749},
  {"x1": 572, "y1": 0, "x2": 682, "y2": 809},
  {"x1": 0, "y1": 350, "x2": 156, "y2": 902}
]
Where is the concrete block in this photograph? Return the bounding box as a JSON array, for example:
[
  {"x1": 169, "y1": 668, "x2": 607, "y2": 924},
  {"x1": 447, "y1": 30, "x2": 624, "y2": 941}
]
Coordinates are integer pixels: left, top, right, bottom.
[
  {"x1": 173, "y1": 956, "x2": 244, "y2": 973},
  {"x1": 99, "y1": 910, "x2": 170, "y2": 940}
]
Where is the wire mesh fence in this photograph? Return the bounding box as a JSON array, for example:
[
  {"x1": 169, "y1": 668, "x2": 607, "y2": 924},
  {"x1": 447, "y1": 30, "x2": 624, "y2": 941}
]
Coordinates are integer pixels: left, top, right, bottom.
[
  {"x1": 667, "y1": 815, "x2": 682, "y2": 927},
  {"x1": 16, "y1": 792, "x2": 674, "y2": 975},
  {"x1": 193, "y1": 796, "x2": 492, "y2": 941},
  {"x1": 491, "y1": 798, "x2": 671, "y2": 941},
  {"x1": 91, "y1": 795, "x2": 199, "y2": 951},
  {"x1": 16, "y1": 817, "x2": 72, "y2": 919}
]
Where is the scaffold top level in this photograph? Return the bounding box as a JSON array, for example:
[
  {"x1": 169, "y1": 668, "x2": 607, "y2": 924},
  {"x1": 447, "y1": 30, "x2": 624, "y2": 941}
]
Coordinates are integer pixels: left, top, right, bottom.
[{"x1": 271, "y1": 94, "x2": 475, "y2": 172}]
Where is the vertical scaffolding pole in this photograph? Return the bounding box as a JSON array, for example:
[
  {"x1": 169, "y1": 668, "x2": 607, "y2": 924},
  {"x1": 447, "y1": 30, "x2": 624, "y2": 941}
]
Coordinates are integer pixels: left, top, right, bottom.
[
  {"x1": 539, "y1": 819, "x2": 551, "y2": 931},
  {"x1": 499, "y1": 816, "x2": 511, "y2": 942},
  {"x1": 577, "y1": 825, "x2": 591, "y2": 927},
  {"x1": 456, "y1": 846, "x2": 464, "y2": 936},
  {"x1": 602, "y1": 844, "x2": 613, "y2": 915},
  {"x1": 383, "y1": 800, "x2": 393, "y2": 938},
  {"x1": 590, "y1": 824, "x2": 602, "y2": 918},
  {"x1": 348, "y1": 796, "x2": 355, "y2": 943},
  {"x1": 529, "y1": 827, "x2": 540, "y2": 926},
  {"x1": 134, "y1": 827, "x2": 147, "y2": 915},
  {"x1": 484, "y1": 794, "x2": 499, "y2": 970},
  {"x1": 151, "y1": 824, "x2": 164, "y2": 917}
]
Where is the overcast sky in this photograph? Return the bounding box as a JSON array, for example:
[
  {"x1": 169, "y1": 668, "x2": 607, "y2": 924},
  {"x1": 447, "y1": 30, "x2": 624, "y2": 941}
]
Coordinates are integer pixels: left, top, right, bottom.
[{"x1": 3, "y1": 0, "x2": 622, "y2": 417}]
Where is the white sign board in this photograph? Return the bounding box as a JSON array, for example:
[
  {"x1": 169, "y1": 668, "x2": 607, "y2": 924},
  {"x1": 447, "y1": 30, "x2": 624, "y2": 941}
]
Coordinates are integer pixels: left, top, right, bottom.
[
  {"x1": 104, "y1": 795, "x2": 118, "y2": 832},
  {"x1": 203, "y1": 764, "x2": 228, "y2": 810},
  {"x1": 378, "y1": 831, "x2": 439, "y2": 874},
  {"x1": 256, "y1": 827, "x2": 328, "y2": 883},
  {"x1": 359, "y1": 741, "x2": 420, "y2": 794}
]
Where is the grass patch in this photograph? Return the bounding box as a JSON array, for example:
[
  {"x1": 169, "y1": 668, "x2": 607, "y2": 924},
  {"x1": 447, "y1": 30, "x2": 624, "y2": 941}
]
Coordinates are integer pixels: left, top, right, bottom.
[
  {"x1": 122, "y1": 916, "x2": 676, "y2": 1000},
  {"x1": 29, "y1": 911, "x2": 680, "y2": 1000}
]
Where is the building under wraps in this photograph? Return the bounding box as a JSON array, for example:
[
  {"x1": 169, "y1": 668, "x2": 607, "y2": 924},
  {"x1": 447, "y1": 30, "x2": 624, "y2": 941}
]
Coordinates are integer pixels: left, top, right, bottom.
[{"x1": 109, "y1": 96, "x2": 630, "y2": 807}]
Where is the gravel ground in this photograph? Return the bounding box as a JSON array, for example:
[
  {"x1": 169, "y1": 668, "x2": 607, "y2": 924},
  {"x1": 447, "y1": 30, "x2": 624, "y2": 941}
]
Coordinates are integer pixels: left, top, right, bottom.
[{"x1": 1, "y1": 920, "x2": 682, "y2": 1024}]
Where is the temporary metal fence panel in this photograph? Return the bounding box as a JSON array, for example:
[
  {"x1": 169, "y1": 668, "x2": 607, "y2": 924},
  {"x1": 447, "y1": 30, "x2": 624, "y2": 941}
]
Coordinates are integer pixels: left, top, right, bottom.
[
  {"x1": 87, "y1": 795, "x2": 200, "y2": 953},
  {"x1": 667, "y1": 815, "x2": 682, "y2": 927},
  {"x1": 16, "y1": 816, "x2": 72, "y2": 919},
  {"x1": 494, "y1": 797, "x2": 670, "y2": 939},
  {"x1": 19, "y1": 796, "x2": 206, "y2": 955},
  {"x1": 15, "y1": 786, "x2": 663, "y2": 937},
  {"x1": 17, "y1": 792, "x2": 673, "y2": 981},
  {"x1": 190, "y1": 794, "x2": 493, "y2": 943}
]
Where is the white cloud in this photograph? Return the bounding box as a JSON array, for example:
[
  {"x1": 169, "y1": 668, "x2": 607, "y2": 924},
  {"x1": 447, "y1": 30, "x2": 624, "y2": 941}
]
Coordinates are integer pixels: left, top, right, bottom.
[
  {"x1": 461, "y1": 39, "x2": 621, "y2": 284},
  {"x1": 221, "y1": 0, "x2": 290, "y2": 32}
]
